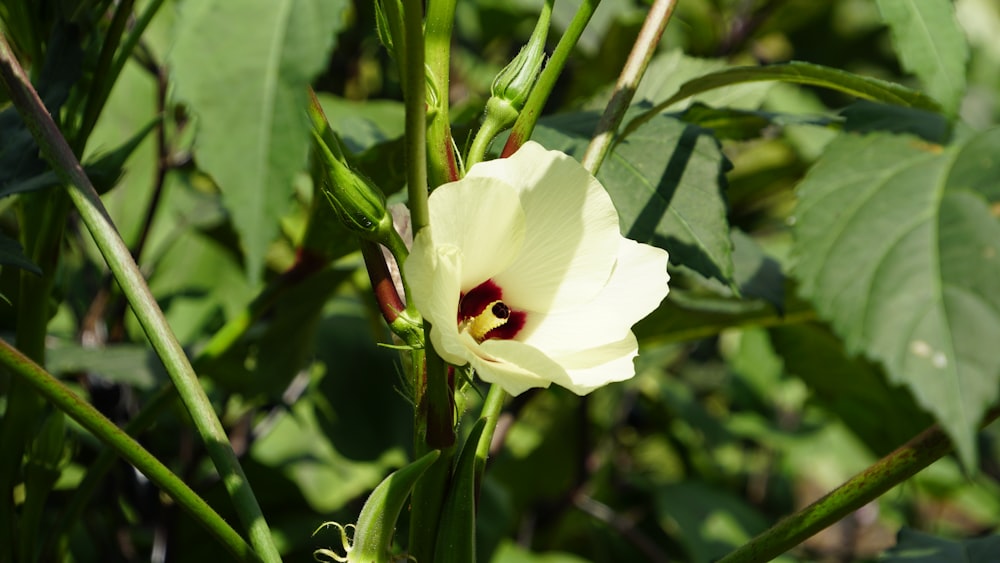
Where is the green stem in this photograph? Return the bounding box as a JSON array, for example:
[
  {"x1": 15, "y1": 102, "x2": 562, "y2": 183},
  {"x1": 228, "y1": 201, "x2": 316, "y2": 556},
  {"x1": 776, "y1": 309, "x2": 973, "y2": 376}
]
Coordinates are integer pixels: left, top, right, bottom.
[
  {"x1": 0, "y1": 31, "x2": 282, "y2": 563},
  {"x1": 474, "y1": 384, "x2": 507, "y2": 488},
  {"x1": 402, "y1": 0, "x2": 429, "y2": 232},
  {"x1": 0, "y1": 339, "x2": 261, "y2": 563},
  {"x1": 581, "y1": 0, "x2": 679, "y2": 174},
  {"x1": 718, "y1": 408, "x2": 1000, "y2": 563},
  {"x1": 466, "y1": 0, "x2": 552, "y2": 169},
  {"x1": 424, "y1": 0, "x2": 458, "y2": 185},
  {"x1": 502, "y1": 0, "x2": 602, "y2": 157},
  {"x1": 0, "y1": 190, "x2": 69, "y2": 563}
]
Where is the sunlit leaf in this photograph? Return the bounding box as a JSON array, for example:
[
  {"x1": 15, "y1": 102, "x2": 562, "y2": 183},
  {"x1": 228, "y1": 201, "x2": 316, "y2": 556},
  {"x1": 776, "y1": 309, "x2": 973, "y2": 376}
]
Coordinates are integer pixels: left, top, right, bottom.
[
  {"x1": 876, "y1": 0, "x2": 969, "y2": 115},
  {"x1": 792, "y1": 129, "x2": 1000, "y2": 468},
  {"x1": 533, "y1": 112, "x2": 734, "y2": 283},
  {"x1": 171, "y1": 0, "x2": 349, "y2": 279}
]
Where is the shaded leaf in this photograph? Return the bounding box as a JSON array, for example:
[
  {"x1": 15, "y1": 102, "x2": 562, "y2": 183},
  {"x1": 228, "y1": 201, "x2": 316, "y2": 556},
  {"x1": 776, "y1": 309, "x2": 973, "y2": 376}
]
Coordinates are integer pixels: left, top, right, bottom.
[
  {"x1": 0, "y1": 22, "x2": 83, "y2": 197},
  {"x1": 876, "y1": 0, "x2": 969, "y2": 115},
  {"x1": 881, "y1": 528, "x2": 1000, "y2": 562},
  {"x1": 46, "y1": 343, "x2": 164, "y2": 389},
  {"x1": 490, "y1": 541, "x2": 590, "y2": 563},
  {"x1": 0, "y1": 234, "x2": 41, "y2": 275},
  {"x1": 533, "y1": 112, "x2": 734, "y2": 283},
  {"x1": 770, "y1": 324, "x2": 933, "y2": 456},
  {"x1": 792, "y1": 129, "x2": 1000, "y2": 468},
  {"x1": 840, "y1": 100, "x2": 951, "y2": 144},
  {"x1": 171, "y1": 0, "x2": 349, "y2": 279},
  {"x1": 654, "y1": 481, "x2": 769, "y2": 563}
]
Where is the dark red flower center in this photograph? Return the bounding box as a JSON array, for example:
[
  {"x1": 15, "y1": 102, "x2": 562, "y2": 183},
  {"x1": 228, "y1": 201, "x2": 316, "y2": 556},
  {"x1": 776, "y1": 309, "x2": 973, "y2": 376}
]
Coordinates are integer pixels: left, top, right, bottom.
[{"x1": 458, "y1": 280, "x2": 526, "y2": 342}]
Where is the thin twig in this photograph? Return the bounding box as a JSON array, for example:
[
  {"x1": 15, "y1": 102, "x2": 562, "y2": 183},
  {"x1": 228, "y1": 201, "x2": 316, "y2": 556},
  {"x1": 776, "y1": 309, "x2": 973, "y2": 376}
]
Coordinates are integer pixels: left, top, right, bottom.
[{"x1": 582, "y1": 0, "x2": 679, "y2": 174}]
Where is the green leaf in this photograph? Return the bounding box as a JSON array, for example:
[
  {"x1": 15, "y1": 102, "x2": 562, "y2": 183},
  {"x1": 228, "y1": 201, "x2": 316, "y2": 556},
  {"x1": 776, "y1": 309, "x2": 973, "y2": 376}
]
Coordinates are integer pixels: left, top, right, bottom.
[
  {"x1": 316, "y1": 94, "x2": 405, "y2": 154},
  {"x1": 0, "y1": 233, "x2": 41, "y2": 275},
  {"x1": 792, "y1": 129, "x2": 1000, "y2": 468},
  {"x1": 46, "y1": 342, "x2": 164, "y2": 389},
  {"x1": 654, "y1": 481, "x2": 769, "y2": 563},
  {"x1": 770, "y1": 325, "x2": 933, "y2": 456},
  {"x1": 349, "y1": 450, "x2": 441, "y2": 563},
  {"x1": 626, "y1": 61, "x2": 943, "y2": 141},
  {"x1": 840, "y1": 100, "x2": 951, "y2": 144},
  {"x1": 490, "y1": 541, "x2": 590, "y2": 563},
  {"x1": 533, "y1": 112, "x2": 734, "y2": 283},
  {"x1": 170, "y1": 0, "x2": 348, "y2": 279},
  {"x1": 882, "y1": 528, "x2": 1000, "y2": 562},
  {"x1": 635, "y1": 50, "x2": 774, "y2": 111},
  {"x1": 0, "y1": 22, "x2": 83, "y2": 197},
  {"x1": 434, "y1": 419, "x2": 486, "y2": 563},
  {"x1": 876, "y1": 0, "x2": 969, "y2": 115}
]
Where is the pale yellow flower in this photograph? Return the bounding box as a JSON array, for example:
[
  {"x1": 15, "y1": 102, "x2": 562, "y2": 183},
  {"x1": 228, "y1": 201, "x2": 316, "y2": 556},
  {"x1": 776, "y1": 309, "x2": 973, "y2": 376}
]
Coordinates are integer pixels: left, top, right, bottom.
[{"x1": 404, "y1": 141, "x2": 670, "y2": 395}]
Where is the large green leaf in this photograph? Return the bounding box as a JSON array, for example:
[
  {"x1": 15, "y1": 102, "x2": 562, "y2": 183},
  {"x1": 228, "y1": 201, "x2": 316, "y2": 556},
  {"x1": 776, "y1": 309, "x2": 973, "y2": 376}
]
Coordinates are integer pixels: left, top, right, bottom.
[
  {"x1": 876, "y1": 0, "x2": 969, "y2": 116},
  {"x1": 792, "y1": 129, "x2": 1000, "y2": 468},
  {"x1": 170, "y1": 0, "x2": 348, "y2": 278},
  {"x1": 882, "y1": 528, "x2": 1000, "y2": 562},
  {"x1": 533, "y1": 112, "x2": 734, "y2": 283}
]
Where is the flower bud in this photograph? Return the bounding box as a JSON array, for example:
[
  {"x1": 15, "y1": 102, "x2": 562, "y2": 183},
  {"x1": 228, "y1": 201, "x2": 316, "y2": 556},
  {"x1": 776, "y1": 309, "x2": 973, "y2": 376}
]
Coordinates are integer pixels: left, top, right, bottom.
[
  {"x1": 485, "y1": 16, "x2": 549, "y2": 129},
  {"x1": 314, "y1": 137, "x2": 394, "y2": 244}
]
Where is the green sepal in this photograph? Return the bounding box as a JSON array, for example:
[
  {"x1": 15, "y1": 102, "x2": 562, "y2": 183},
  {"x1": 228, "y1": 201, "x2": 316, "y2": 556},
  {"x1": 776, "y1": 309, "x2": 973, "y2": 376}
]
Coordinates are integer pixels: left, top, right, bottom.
[
  {"x1": 434, "y1": 418, "x2": 488, "y2": 563},
  {"x1": 349, "y1": 449, "x2": 441, "y2": 563}
]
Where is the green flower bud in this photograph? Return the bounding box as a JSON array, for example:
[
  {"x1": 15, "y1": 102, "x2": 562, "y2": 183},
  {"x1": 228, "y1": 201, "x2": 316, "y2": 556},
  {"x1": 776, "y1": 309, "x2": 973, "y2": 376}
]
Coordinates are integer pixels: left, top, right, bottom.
[
  {"x1": 313, "y1": 134, "x2": 393, "y2": 243},
  {"x1": 486, "y1": 15, "x2": 549, "y2": 129}
]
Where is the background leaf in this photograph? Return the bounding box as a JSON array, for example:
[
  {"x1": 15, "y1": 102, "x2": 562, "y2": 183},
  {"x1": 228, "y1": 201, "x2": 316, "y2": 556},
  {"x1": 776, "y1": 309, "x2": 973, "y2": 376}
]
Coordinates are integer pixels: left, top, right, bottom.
[
  {"x1": 881, "y1": 528, "x2": 1000, "y2": 562},
  {"x1": 0, "y1": 234, "x2": 41, "y2": 275},
  {"x1": 170, "y1": 0, "x2": 348, "y2": 278},
  {"x1": 532, "y1": 112, "x2": 734, "y2": 283},
  {"x1": 792, "y1": 129, "x2": 1000, "y2": 467},
  {"x1": 876, "y1": 0, "x2": 969, "y2": 116}
]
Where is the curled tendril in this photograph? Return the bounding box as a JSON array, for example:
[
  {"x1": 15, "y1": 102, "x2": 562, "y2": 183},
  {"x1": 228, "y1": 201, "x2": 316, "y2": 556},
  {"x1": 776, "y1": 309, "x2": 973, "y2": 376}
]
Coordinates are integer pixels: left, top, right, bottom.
[{"x1": 313, "y1": 522, "x2": 355, "y2": 563}]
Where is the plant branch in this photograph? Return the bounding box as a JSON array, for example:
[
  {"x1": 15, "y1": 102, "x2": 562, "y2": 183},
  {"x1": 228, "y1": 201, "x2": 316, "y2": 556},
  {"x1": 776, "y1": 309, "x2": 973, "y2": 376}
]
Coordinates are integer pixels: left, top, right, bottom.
[
  {"x1": 0, "y1": 31, "x2": 282, "y2": 563},
  {"x1": 424, "y1": 0, "x2": 459, "y2": 185},
  {"x1": 502, "y1": 0, "x2": 601, "y2": 157},
  {"x1": 0, "y1": 339, "x2": 260, "y2": 562},
  {"x1": 581, "y1": 0, "x2": 679, "y2": 174},
  {"x1": 718, "y1": 407, "x2": 1000, "y2": 563}
]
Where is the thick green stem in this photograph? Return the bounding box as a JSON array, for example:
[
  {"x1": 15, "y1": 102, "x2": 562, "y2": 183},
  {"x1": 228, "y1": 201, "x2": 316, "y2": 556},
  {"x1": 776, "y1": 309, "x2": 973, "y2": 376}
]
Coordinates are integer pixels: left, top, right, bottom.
[
  {"x1": 718, "y1": 408, "x2": 1000, "y2": 563},
  {"x1": 424, "y1": 0, "x2": 458, "y2": 185},
  {"x1": 502, "y1": 0, "x2": 602, "y2": 157},
  {"x1": 0, "y1": 31, "x2": 282, "y2": 563},
  {"x1": 581, "y1": 0, "x2": 679, "y2": 173},
  {"x1": 0, "y1": 340, "x2": 261, "y2": 562},
  {"x1": 402, "y1": 0, "x2": 429, "y2": 233}
]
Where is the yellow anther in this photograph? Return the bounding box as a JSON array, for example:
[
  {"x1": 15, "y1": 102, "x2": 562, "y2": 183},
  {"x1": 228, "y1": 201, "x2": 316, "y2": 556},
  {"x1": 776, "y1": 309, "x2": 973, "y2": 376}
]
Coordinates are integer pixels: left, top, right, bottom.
[{"x1": 461, "y1": 300, "x2": 511, "y2": 342}]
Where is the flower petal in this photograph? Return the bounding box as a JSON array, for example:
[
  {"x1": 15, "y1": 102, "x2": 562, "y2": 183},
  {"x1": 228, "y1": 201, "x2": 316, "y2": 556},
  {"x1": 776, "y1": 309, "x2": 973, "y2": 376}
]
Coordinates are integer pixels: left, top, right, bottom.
[
  {"x1": 471, "y1": 339, "x2": 571, "y2": 396},
  {"x1": 548, "y1": 334, "x2": 640, "y2": 395},
  {"x1": 425, "y1": 176, "x2": 526, "y2": 290},
  {"x1": 470, "y1": 142, "x2": 621, "y2": 312},
  {"x1": 403, "y1": 242, "x2": 470, "y2": 365},
  {"x1": 519, "y1": 238, "x2": 670, "y2": 354}
]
